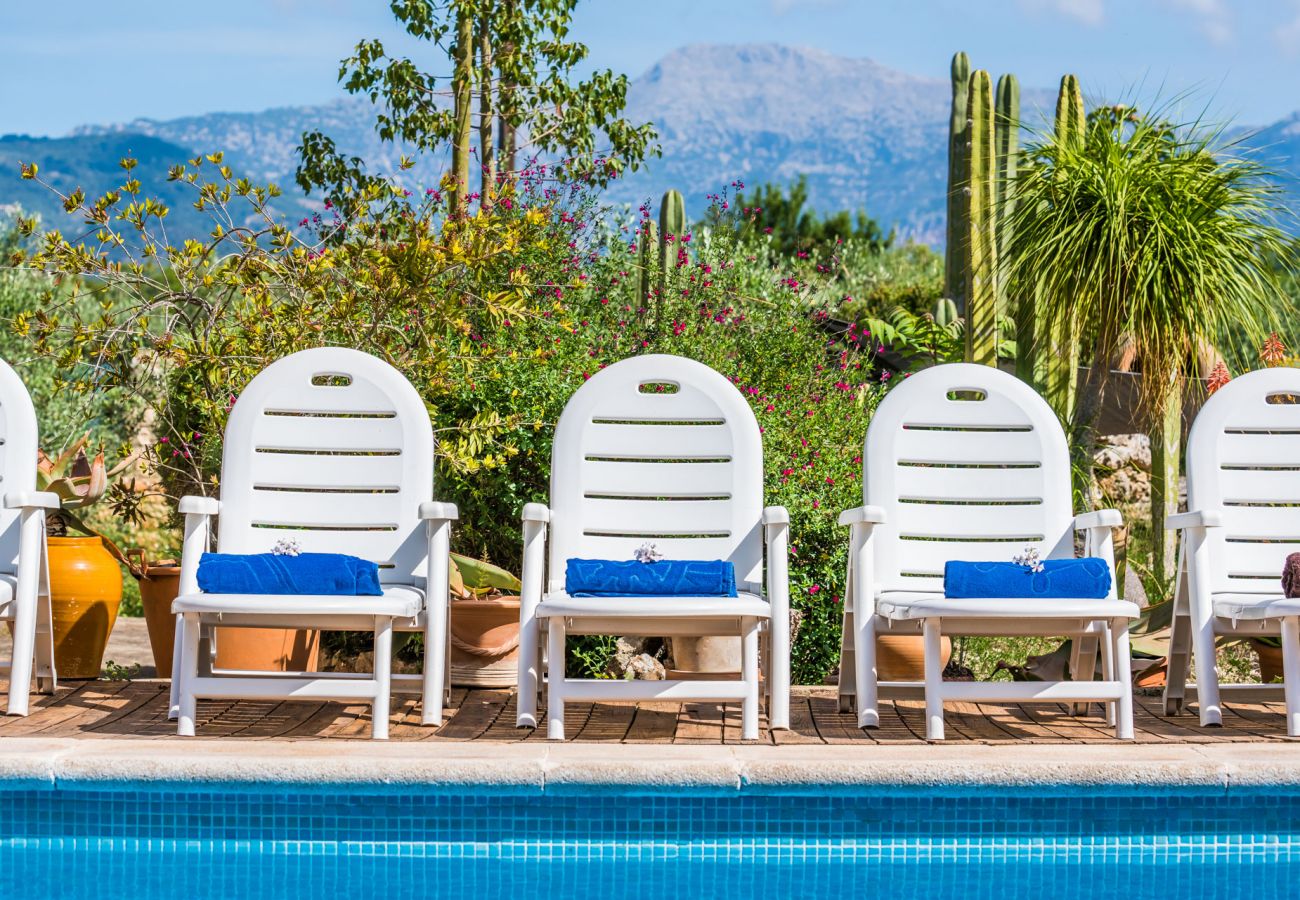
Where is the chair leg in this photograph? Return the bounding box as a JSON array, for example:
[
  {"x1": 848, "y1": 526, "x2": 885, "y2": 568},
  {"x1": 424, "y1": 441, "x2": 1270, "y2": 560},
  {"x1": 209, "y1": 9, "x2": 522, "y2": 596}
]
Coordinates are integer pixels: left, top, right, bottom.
[
  {"x1": 6, "y1": 590, "x2": 35, "y2": 717},
  {"x1": 168, "y1": 614, "x2": 184, "y2": 720},
  {"x1": 546, "y1": 618, "x2": 566, "y2": 741},
  {"x1": 372, "y1": 616, "x2": 393, "y2": 741},
  {"x1": 837, "y1": 605, "x2": 855, "y2": 714},
  {"x1": 741, "y1": 616, "x2": 760, "y2": 741},
  {"x1": 176, "y1": 613, "x2": 201, "y2": 737},
  {"x1": 923, "y1": 617, "x2": 944, "y2": 741},
  {"x1": 1070, "y1": 631, "x2": 1099, "y2": 717},
  {"x1": 516, "y1": 615, "x2": 539, "y2": 729},
  {"x1": 1099, "y1": 622, "x2": 1116, "y2": 728},
  {"x1": 1190, "y1": 605, "x2": 1223, "y2": 727},
  {"x1": 1282, "y1": 617, "x2": 1300, "y2": 738},
  {"x1": 1111, "y1": 616, "x2": 1134, "y2": 740},
  {"x1": 855, "y1": 609, "x2": 880, "y2": 729},
  {"x1": 422, "y1": 590, "x2": 447, "y2": 727}
]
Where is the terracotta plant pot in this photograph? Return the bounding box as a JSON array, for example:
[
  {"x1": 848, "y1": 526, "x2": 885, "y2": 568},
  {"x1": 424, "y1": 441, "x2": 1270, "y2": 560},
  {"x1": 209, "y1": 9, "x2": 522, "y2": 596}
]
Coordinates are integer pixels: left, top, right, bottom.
[
  {"x1": 127, "y1": 551, "x2": 180, "y2": 679},
  {"x1": 213, "y1": 626, "x2": 320, "y2": 673},
  {"x1": 48, "y1": 536, "x2": 123, "y2": 679},
  {"x1": 1251, "y1": 639, "x2": 1284, "y2": 685},
  {"x1": 449, "y1": 595, "x2": 520, "y2": 687},
  {"x1": 875, "y1": 634, "x2": 952, "y2": 682}
]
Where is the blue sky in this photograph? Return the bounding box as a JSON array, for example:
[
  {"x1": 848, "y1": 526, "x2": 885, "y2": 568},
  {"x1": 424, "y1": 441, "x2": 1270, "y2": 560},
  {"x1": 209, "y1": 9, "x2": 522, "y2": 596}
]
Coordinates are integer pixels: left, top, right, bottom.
[{"x1": 3, "y1": 0, "x2": 1299, "y2": 136}]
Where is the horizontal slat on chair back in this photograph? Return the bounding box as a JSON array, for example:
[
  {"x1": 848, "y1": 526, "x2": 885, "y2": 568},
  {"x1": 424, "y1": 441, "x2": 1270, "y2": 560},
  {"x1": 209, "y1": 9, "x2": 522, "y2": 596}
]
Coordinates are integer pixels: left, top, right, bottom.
[
  {"x1": 548, "y1": 355, "x2": 764, "y2": 593},
  {"x1": 864, "y1": 364, "x2": 1073, "y2": 595},
  {"x1": 217, "y1": 348, "x2": 434, "y2": 584},
  {"x1": 1186, "y1": 368, "x2": 1300, "y2": 595},
  {"x1": 0, "y1": 361, "x2": 38, "y2": 573}
]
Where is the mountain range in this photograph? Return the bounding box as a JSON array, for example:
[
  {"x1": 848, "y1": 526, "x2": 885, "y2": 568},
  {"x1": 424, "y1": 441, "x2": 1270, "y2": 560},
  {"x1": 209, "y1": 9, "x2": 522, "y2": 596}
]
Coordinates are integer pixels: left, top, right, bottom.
[{"x1": 3, "y1": 43, "x2": 1299, "y2": 246}]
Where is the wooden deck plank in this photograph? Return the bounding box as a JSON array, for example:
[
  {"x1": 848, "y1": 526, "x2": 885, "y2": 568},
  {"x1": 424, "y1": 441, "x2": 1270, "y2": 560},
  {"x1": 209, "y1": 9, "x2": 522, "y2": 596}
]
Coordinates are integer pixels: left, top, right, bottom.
[
  {"x1": 674, "y1": 702, "x2": 724, "y2": 744},
  {"x1": 1, "y1": 681, "x2": 1297, "y2": 744},
  {"x1": 622, "y1": 701, "x2": 679, "y2": 743}
]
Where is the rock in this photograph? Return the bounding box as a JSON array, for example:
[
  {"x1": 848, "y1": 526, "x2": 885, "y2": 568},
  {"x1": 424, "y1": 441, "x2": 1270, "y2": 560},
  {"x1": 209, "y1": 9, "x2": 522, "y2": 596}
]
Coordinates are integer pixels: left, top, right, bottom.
[
  {"x1": 1095, "y1": 433, "x2": 1152, "y2": 505},
  {"x1": 623, "y1": 653, "x2": 666, "y2": 680},
  {"x1": 1123, "y1": 565, "x2": 1148, "y2": 608}
]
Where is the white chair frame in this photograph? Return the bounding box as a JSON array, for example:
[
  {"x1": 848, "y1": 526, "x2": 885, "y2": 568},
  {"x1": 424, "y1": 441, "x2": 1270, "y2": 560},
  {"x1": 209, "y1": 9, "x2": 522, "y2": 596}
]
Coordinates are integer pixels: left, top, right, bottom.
[
  {"x1": 837, "y1": 363, "x2": 1137, "y2": 740},
  {"x1": 0, "y1": 358, "x2": 58, "y2": 715},
  {"x1": 515, "y1": 354, "x2": 790, "y2": 741},
  {"x1": 1164, "y1": 366, "x2": 1300, "y2": 735},
  {"x1": 169, "y1": 348, "x2": 457, "y2": 740}
]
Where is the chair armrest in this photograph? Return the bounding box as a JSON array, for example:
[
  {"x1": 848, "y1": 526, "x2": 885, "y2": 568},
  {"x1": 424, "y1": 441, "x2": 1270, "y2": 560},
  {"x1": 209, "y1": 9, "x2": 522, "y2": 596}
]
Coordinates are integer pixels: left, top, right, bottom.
[
  {"x1": 762, "y1": 505, "x2": 790, "y2": 526},
  {"x1": 522, "y1": 502, "x2": 551, "y2": 524},
  {"x1": 4, "y1": 491, "x2": 61, "y2": 510},
  {"x1": 1073, "y1": 509, "x2": 1122, "y2": 530},
  {"x1": 1167, "y1": 509, "x2": 1224, "y2": 530},
  {"x1": 178, "y1": 495, "x2": 221, "y2": 516},
  {"x1": 838, "y1": 505, "x2": 886, "y2": 527},
  {"x1": 419, "y1": 501, "x2": 459, "y2": 521}
]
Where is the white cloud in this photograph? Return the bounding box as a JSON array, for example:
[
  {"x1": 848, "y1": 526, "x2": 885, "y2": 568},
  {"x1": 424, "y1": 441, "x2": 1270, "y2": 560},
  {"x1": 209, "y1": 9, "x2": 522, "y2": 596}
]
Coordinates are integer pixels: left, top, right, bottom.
[
  {"x1": 1017, "y1": 0, "x2": 1106, "y2": 27},
  {"x1": 1162, "y1": 0, "x2": 1233, "y2": 45}
]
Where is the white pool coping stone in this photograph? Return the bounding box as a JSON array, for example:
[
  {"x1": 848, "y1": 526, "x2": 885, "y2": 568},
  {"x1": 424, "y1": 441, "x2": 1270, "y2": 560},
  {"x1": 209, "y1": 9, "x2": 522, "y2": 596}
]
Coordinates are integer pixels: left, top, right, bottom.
[{"x1": 0, "y1": 738, "x2": 1297, "y2": 794}]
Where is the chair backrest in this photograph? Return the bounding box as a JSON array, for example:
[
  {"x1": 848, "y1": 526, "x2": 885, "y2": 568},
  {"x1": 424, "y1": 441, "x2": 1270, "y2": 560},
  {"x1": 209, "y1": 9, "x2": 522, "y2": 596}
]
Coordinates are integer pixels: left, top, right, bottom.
[
  {"x1": 547, "y1": 354, "x2": 764, "y2": 592},
  {"x1": 217, "y1": 348, "x2": 435, "y2": 585},
  {"x1": 863, "y1": 363, "x2": 1074, "y2": 595},
  {"x1": 0, "y1": 359, "x2": 38, "y2": 573},
  {"x1": 1184, "y1": 366, "x2": 1300, "y2": 596}
]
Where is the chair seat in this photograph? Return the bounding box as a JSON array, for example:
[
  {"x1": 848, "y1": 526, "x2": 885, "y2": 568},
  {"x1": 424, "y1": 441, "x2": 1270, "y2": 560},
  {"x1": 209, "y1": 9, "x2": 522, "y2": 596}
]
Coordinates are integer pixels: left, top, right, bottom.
[
  {"x1": 1213, "y1": 593, "x2": 1300, "y2": 620},
  {"x1": 0, "y1": 572, "x2": 16, "y2": 619},
  {"x1": 536, "y1": 591, "x2": 770, "y2": 619},
  {"x1": 876, "y1": 591, "x2": 1139, "y2": 621},
  {"x1": 172, "y1": 584, "x2": 423, "y2": 618}
]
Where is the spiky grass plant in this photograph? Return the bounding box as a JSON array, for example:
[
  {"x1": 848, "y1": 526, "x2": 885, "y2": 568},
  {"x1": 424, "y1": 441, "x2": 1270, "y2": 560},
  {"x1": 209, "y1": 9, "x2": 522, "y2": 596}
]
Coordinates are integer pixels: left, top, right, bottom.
[
  {"x1": 1005, "y1": 107, "x2": 1296, "y2": 581},
  {"x1": 1005, "y1": 109, "x2": 1293, "y2": 414}
]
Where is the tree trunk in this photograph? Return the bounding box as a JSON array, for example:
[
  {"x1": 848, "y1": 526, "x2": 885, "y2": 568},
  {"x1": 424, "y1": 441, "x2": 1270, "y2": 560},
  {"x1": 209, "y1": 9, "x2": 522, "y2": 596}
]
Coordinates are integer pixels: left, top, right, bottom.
[
  {"x1": 451, "y1": 6, "x2": 474, "y2": 215},
  {"x1": 495, "y1": 0, "x2": 517, "y2": 176},
  {"x1": 1149, "y1": 388, "x2": 1181, "y2": 581},
  {"x1": 477, "y1": 4, "x2": 495, "y2": 210}
]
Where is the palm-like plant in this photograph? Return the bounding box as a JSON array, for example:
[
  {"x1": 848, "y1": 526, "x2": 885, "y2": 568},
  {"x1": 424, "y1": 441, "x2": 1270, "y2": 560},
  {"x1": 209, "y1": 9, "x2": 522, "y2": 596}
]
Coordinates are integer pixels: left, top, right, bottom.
[{"x1": 1005, "y1": 106, "x2": 1295, "y2": 577}]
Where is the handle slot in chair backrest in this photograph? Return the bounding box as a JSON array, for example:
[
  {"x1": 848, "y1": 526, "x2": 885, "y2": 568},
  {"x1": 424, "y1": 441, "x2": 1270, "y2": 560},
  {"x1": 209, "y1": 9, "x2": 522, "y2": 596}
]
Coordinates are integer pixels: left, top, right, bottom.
[
  {"x1": 217, "y1": 348, "x2": 435, "y2": 584},
  {"x1": 863, "y1": 364, "x2": 1074, "y2": 595},
  {"x1": 0, "y1": 360, "x2": 38, "y2": 573},
  {"x1": 1186, "y1": 367, "x2": 1300, "y2": 595},
  {"x1": 548, "y1": 355, "x2": 764, "y2": 593}
]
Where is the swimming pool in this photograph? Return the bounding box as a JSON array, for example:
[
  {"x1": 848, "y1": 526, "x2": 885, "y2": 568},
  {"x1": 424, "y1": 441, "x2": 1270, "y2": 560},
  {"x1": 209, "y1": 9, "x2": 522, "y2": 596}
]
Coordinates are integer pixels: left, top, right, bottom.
[{"x1": 1, "y1": 781, "x2": 1296, "y2": 899}]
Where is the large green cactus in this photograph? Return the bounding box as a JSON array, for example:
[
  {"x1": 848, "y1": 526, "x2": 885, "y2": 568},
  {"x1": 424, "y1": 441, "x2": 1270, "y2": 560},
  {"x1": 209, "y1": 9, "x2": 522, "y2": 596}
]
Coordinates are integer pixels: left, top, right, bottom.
[
  {"x1": 1042, "y1": 74, "x2": 1085, "y2": 420},
  {"x1": 944, "y1": 52, "x2": 971, "y2": 313},
  {"x1": 996, "y1": 74, "x2": 1028, "y2": 379},
  {"x1": 964, "y1": 70, "x2": 998, "y2": 366},
  {"x1": 658, "y1": 189, "x2": 686, "y2": 300}
]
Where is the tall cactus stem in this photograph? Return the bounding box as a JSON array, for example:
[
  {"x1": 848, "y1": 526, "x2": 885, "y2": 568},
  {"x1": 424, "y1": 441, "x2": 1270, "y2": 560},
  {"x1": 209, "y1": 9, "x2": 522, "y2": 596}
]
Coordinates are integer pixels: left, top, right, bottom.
[
  {"x1": 944, "y1": 52, "x2": 971, "y2": 314},
  {"x1": 964, "y1": 69, "x2": 998, "y2": 366},
  {"x1": 996, "y1": 74, "x2": 1029, "y2": 381},
  {"x1": 657, "y1": 189, "x2": 685, "y2": 301},
  {"x1": 638, "y1": 219, "x2": 658, "y2": 305},
  {"x1": 1043, "y1": 74, "x2": 1085, "y2": 421}
]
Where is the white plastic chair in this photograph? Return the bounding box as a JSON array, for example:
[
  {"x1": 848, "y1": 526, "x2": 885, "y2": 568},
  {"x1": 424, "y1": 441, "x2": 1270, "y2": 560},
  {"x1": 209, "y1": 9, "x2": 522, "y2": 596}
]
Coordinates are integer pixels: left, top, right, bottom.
[
  {"x1": 0, "y1": 359, "x2": 58, "y2": 715},
  {"x1": 836, "y1": 363, "x2": 1137, "y2": 740},
  {"x1": 169, "y1": 348, "x2": 457, "y2": 740},
  {"x1": 515, "y1": 354, "x2": 790, "y2": 741},
  {"x1": 1164, "y1": 367, "x2": 1300, "y2": 735}
]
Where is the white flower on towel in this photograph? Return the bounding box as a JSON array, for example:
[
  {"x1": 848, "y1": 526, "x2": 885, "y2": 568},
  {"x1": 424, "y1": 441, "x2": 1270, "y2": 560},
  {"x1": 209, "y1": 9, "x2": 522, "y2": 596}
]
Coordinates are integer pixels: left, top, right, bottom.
[
  {"x1": 1012, "y1": 546, "x2": 1044, "y2": 574},
  {"x1": 271, "y1": 538, "x2": 302, "y2": 557},
  {"x1": 634, "y1": 542, "x2": 664, "y2": 564}
]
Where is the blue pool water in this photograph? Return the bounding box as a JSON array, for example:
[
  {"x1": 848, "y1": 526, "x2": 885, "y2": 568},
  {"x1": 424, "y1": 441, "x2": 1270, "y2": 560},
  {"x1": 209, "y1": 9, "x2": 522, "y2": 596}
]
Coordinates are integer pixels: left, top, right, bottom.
[{"x1": 1, "y1": 781, "x2": 1298, "y2": 899}]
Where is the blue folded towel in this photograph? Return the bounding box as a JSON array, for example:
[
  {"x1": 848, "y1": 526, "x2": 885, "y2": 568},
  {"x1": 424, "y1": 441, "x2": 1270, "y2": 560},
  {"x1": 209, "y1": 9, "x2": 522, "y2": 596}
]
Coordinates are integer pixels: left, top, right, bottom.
[
  {"x1": 197, "y1": 553, "x2": 383, "y2": 596},
  {"x1": 565, "y1": 559, "x2": 738, "y2": 597},
  {"x1": 943, "y1": 558, "x2": 1111, "y2": 599}
]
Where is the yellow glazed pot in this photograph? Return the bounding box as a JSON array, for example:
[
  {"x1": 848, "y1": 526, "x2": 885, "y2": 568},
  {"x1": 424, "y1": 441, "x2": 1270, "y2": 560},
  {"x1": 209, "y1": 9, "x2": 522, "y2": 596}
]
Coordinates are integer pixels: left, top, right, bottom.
[{"x1": 48, "y1": 536, "x2": 123, "y2": 679}]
